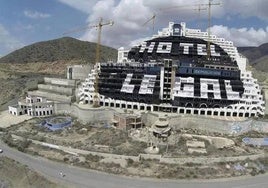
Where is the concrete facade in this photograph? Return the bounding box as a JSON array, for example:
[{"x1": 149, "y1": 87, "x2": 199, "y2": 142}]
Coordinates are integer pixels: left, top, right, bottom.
[
  {"x1": 143, "y1": 112, "x2": 268, "y2": 135},
  {"x1": 54, "y1": 103, "x2": 114, "y2": 124},
  {"x1": 78, "y1": 22, "x2": 265, "y2": 118},
  {"x1": 113, "y1": 111, "x2": 143, "y2": 130},
  {"x1": 9, "y1": 77, "x2": 77, "y2": 117},
  {"x1": 263, "y1": 87, "x2": 268, "y2": 115},
  {"x1": 44, "y1": 77, "x2": 76, "y2": 87},
  {"x1": 8, "y1": 95, "x2": 54, "y2": 117},
  {"x1": 38, "y1": 84, "x2": 74, "y2": 96},
  {"x1": 67, "y1": 65, "x2": 91, "y2": 80}
]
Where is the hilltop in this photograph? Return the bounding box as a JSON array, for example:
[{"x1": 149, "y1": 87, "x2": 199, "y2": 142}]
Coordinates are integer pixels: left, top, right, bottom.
[
  {"x1": 238, "y1": 43, "x2": 268, "y2": 73},
  {"x1": 0, "y1": 37, "x2": 117, "y2": 64}
]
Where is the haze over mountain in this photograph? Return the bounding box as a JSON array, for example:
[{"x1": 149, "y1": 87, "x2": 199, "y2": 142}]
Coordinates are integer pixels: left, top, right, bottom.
[
  {"x1": 0, "y1": 37, "x2": 117, "y2": 64},
  {"x1": 238, "y1": 43, "x2": 268, "y2": 72}
]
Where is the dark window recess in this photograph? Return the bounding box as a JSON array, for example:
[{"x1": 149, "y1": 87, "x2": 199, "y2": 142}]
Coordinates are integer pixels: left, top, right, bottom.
[
  {"x1": 208, "y1": 84, "x2": 213, "y2": 90},
  {"x1": 208, "y1": 92, "x2": 214, "y2": 99},
  {"x1": 219, "y1": 79, "x2": 227, "y2": 99},
  {"x1": 194, "y1": 77, "x2": 200, "y2": 97}
]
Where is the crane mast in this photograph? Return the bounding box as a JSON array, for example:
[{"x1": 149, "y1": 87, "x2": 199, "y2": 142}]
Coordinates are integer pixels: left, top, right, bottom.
[
  {"x1": 63, "y1": 18, "x2": 113, "y2": 107},
  {"x1": 143, "y1": 1, "x2": 220, "y2": 58},
  {"x1": 93, "y1": 18, "x2": 114, "y2": 107},
  {"x1": 205, "y1": 0, "x2": 220, "y2": 58}
]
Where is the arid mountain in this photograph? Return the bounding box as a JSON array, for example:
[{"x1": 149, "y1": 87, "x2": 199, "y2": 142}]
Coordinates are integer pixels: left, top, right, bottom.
[
  {"x1": 0, "y1": 37, "x2": 117, "y2": 110},
  {"x1": 0, "y1": 37, "x2": 117, "y2": 64},
  {"x1": 238, "y1": 43, "x2": 268, "y2": 72}
]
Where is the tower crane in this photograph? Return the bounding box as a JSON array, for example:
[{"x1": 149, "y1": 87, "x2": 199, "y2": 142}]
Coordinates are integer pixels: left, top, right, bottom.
[
  {"x1": 142, "y1": 13, "x2": 156, "y2": 31},
  {"x1": 63, "y1": 18, "x2": 114, "y2": 107},
  {"x1": 166, "y1": 0, "x2": 220, "y2": 57},
  {"x1": 92, "y1": 18, "x2": 114, "y2": 107},
  {"x1": 143, "y1": 5, "x2": 206, "y2": 31},
  {"x1": 198, "y1": 0, "x2": 220, "y2": 58}
]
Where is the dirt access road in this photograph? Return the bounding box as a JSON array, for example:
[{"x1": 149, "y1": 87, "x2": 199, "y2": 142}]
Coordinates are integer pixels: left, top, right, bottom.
[{"x1": 1, "y1": 141, "x2": 268, "y2": 188}]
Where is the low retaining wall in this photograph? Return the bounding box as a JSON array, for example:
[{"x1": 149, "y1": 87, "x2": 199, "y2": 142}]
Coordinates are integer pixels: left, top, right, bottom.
[
  {"x1": 54, "y1": 104, "x2": 268, "y2": 133},
  {"x1": 44, "y1": 77, "x2": 76, "y2": 87},
  {"x1": 38, "y1": 84, "x2": 74, "y2": 96},
  {"x1": 159, "y1": 153, "x2": 266, "y2": 165},
  {"x1": 54, "y1": 103, "x2": 114, "y2": 124},
  {"x1": 144, "y1": 112, "x2": 268, "y2": 135}
]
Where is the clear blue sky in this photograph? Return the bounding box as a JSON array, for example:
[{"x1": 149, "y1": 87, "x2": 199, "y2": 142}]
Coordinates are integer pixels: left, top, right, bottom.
[{"x1": 0, "y1": 0, "x2": 268, "y2": 56}]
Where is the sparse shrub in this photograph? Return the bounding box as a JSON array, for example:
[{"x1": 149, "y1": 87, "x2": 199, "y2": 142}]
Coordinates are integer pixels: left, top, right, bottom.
[
  {"x1": 85, "y1": 154, "x2": 102, "y2": 162},
  {"x1": 17, "y1": 139, "x2": 32, "y2": 152},
  {"x1": 185, "y1": 162, "x2": 195, "y2": 167},
  {"x1": 63, "y1": 157, "x2": 69, "y2": 162},
  {"x1": 185, "y1": 173, "x2": 191, "y2": 178},
  {"x1": 250, "y1": 168, "x2": 258, "y2": 176},
  {"x1": 103, "y1": 162, "x2": 121, "y2": 169},
  {"x1": 141, "y1": 160, "x2": 150, "y2": 168},
  {"x1": 126, "y1": 158, "x2": 135, "y2": 167}
]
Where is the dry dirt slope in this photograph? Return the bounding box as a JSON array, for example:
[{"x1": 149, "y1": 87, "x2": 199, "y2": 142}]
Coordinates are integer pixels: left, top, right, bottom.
[{"x1": 0, "y1": 156, "x2": 63, "y2": 188}]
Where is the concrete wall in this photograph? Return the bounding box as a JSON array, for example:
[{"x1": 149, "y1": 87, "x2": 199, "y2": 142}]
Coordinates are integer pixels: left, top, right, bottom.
[
  {"x1": 67, "y1": 65, "x2": 91, "y2": 80},
  {"x1": 144, "y1": 112, "x2": 268, "y2": 135},
  {"x1": 54, "y1": 102, "x2": 268, "y2": 133},
  {"x1": 54, "y1": 103, "x2": 115, "y2": 124},
  {"x1": 141, "y1": 112, "x2": 158, "y2": 126},
  {"x1": 264, "y1": 89, "x2": 268, "y2": 115},
  {"x1": 159, "y1": 153, "x2": 265, "y2": 165},
  {"x1": 28, "y1": 91, "x2": 73, "y2": 103},
  {"x1": 168, "y1": 115, "x2": 232, "y2": 133},
  {"x1": 38, "y1": 84, "x2": 74, "y2": 96},
  {"x1": 44, "y1": 77, "x2": 76, "y2": 87}
]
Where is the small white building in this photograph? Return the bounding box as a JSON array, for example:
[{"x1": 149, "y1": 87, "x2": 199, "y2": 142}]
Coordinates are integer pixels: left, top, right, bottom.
[
  {"x1": 117, "y1": 47, "x2": 129, "y2": 63},
  {"x1": 8, "y1": 95, "x2": 54, "y2": 117}
]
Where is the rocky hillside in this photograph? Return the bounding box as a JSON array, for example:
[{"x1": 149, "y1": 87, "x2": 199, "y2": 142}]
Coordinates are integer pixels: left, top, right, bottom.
[
  {"x1": 0, "y1": 37, "x2": 117, "y2": 110},
  {"x1": 0, "y1": 37, "x2": 117, "y2": 64},
  {"x1": 238, "y1": 43, "x2": 268, "y2": 72}
]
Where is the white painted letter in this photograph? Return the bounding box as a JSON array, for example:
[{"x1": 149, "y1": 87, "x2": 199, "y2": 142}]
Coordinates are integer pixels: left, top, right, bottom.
[
  {"x1": 139, "y1": 75, "x2": 157, "y2": 94},
  {"x1": 210, "y1": 45, "x2": 220, "y2": 56},
  {"x1": 200, "y1": 78, "x2": 221, "y2": 99},
  {"x1": 121, "y1": 74, "x2": 135, "y2": 93},
  {"x1": 197, "y1": 44, "x2": 207, "y2": 56},
  {"x1": 157, "y1": 42, "x2": 172, "y2": 53},
  {"x1": 139, "y1": 42, "x2": 155, "y2": 53},
  {"x1": 180, "y1": 43, "x2": 193, "y2": 55}
]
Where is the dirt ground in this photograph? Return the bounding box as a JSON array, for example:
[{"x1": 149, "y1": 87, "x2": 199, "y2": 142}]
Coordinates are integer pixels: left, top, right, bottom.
[
  {"x1": 0, "y1": 110, "x2": 32, "y2": 128},
  {"x1": 23, "y1": 142, "x2": 268, "y2": 179},
  {"x1": 6, "y1": 117, "x2": 267, "y2": 157},
  {"x1": 2, "y1": 116, "x2": 268, "y2": 179},
  {"x1": 0, "y1": 156, "x2": 64, "y2": 188}
]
